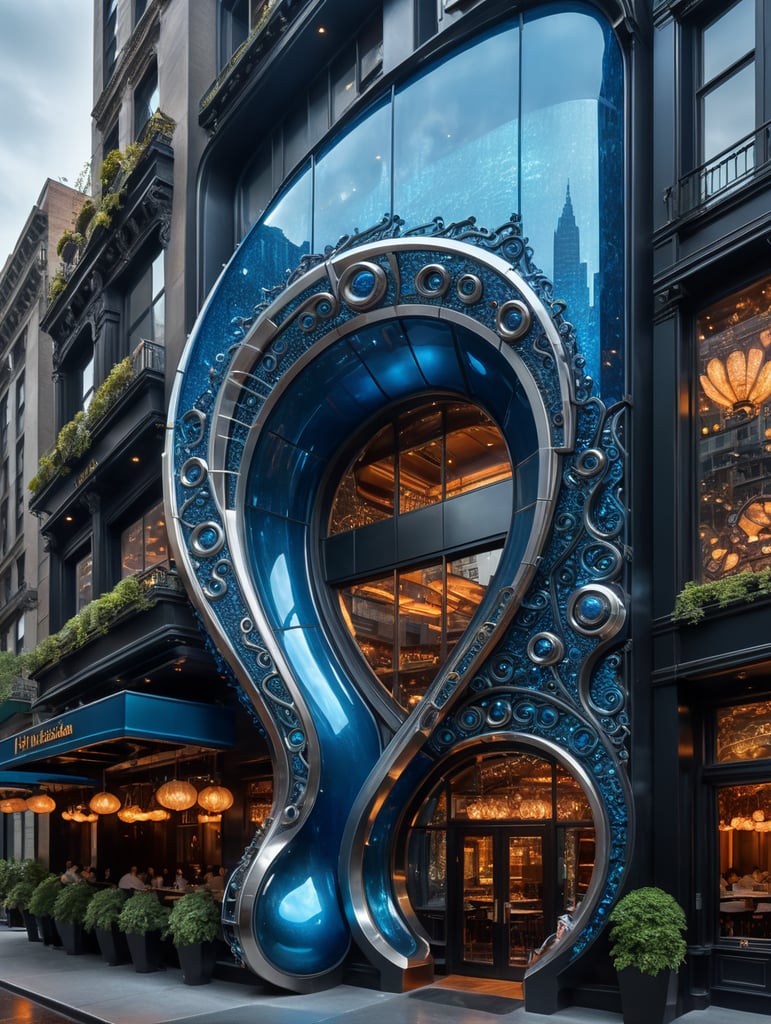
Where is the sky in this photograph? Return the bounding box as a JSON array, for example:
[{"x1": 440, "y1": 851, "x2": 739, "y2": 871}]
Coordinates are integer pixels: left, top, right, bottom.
[{"x1": 0, "y1": 1, "x2": 94, "y2": 267}]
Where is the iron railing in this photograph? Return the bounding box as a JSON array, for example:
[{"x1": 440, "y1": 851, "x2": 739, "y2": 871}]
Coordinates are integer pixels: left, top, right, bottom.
[{"x1": 675, "y1": 121, "x2": 771, "y2": 218}]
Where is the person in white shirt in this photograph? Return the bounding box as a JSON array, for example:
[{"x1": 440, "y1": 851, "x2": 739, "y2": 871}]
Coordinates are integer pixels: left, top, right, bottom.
[
  {"x1": 173, "y1": 868, "x2": 189, "y2": 890},
  {"x1": 118, "y1": 866, "x2": 146, "y2": 891}
]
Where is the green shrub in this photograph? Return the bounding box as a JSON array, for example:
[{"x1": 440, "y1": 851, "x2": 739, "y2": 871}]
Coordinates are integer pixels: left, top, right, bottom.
[
  {"x1": 0, "y1": 859, "x2": 25, "y2": 903},
  {"x1": 167, "y1": 890, "x2": 221, "y2": 947},
  {"x1": 29, "y1": 876, "x2": 63, "y2": 917},
  {"x1": 608, "y1": 886, "x2": 687, "y2": 977},
  {"x1": 84, "y1": 886, "x2": 128, "y2": 932},
  {"x1": 6, "y1": 862, "x2": 49, "y2": 911},
  {"x1": 117, "y1": 890, "x2": 170, "y2": 936},
  {"x1": 53, "y1": 880, "x2": 95, "y2": 925}
]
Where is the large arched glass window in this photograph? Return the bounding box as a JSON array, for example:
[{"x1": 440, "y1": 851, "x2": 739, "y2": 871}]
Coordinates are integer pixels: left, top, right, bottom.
[{"x1": 328, "y1": 399, "x2": 511, "y2": 709}]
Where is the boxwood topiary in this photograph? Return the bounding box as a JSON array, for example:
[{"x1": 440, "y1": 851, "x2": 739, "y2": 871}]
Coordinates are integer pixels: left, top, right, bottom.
[
  {"x1": 84, "y1": 886, "x2": 129, "y2": 932},
  {"x1": 117, "y1": 890, "x2": 170, "y2": 936},
  {"x1": 53, "y1": 880, "x2": 95, "y2": 925},
  {"x1": 167, "y1": 890, "x2": 221, "y2": 947},
  {"x1": 608, "y1": 886, "x2": 687, "y2": 977}
]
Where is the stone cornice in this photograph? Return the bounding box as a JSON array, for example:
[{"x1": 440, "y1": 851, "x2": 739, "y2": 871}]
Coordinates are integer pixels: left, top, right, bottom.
[{"x1": 0, "y1": 210, "x2": 47, "y2": 342}]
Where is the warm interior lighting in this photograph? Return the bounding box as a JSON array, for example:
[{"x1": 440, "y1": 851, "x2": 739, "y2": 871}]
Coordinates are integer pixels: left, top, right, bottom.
[
  {"x1": 197, "y1": 785, "x2": 234, "y2": 813},
  {"x1": 89, "y1": 791, "x2": 121, "y2": 815},
  {"x1": 117, "y1": 803, "x2": 144, "y2": 823},
  {"x1": 25, "y1": 793, "x2": 56, "y2": 814},
  {"x1": 155, "y1": 779, "x2": 198, "y2": 811},
  {"x1": 198, "y1": 812, "x2": 222, "y2": 824},
  {"x1": 700, "y1": 348, "x2": 771, "y2": 415},
  {"x1": 0, "y1": 797, "x2": 28, "y2": 813}
]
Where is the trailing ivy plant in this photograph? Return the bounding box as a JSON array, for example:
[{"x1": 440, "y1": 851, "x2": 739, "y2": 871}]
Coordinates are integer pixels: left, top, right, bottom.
[
  {"x1": 25, "y1": 575, "x2": 153, "y2": 675},
  {"x1": 28, "y1": 356, "x2": 135, "y2": 495},
  {"x1": 672, "y1": 567, "x2": 771, "y2": 624}
]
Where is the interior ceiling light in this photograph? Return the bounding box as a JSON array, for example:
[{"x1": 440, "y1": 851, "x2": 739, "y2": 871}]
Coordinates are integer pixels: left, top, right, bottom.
[
  {"x1": 0, "y1": 797, "x2": 28, "y2": 813},
  {"x1": 25, "y1": 793, "x2": 56, "y2": 814},
  {"x1": 155, "y1": 779, "x2": 198, "y2": 811},
  {"x1": 700, "y1": 348, "x2": 771, "y2": 415},
  {"x1": 197, "y1": 785, "x2": 234, "y2": 813},
  {"x1": 89, "y1": 791, "x2": 121, "y2": 815}
]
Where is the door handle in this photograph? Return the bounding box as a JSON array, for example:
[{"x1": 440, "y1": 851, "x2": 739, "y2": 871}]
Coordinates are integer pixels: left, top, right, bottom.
[
  {"x1": 503, "y1": 901, "x2": 511, "y2": 924},
  {"x1": 493, "y1": 899, "x2": 499, "y2": 923}
]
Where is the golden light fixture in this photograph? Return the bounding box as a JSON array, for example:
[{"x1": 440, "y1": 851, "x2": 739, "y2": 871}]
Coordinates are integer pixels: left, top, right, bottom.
[
  {"x1": 700, "y1": 348, "x2": 771, "y2": 415},
  {"x1": 147, "y1": 808, "x2": 170, "y2": 821},
  {"x1": 0, "y1": 797, "x2": 28, "y2": 813},
  {"x1": 25, "y1": 793, "x2": 56, "y2": 814},
  {"x1": 117, "y1": 803, "x2": 143, "y2": 823},
  {"x1": 89, "y1": 791, "x2": 121, "y2": 815},
  {"x1": 197, "y1": 812, "x2": 222, "y2": 824},
  {"x1": 155, "y1": 779, "x2": 198, "y2": 811},
  {"x1": 61, "y1": 809, "x2": 73, "y2": 821},
  {"x1": 736, "y1": 499, "x2": 771, "y2": 542},
  {"x1": 197, "y1": 785, "x2": 234, "y2": 814}
]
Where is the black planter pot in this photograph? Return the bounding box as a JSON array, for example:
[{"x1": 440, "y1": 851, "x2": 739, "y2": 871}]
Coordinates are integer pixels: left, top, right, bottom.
[
  {"x1": 176, "y1": 941, "x2": 217, "y2": 985},
  {"x1": 4, "y1": 906, "x2": 23, "y2": 928},
  {"x1": 22, "y1": 910, "x2": 40, "y2": 942},
  {"x1": 56, "y1": 920, "x2": 99, "y2": 956},
  {"x1": 125, "y1": 930, "x2": 165, "y2": 973},
  {"x1": 95, "y1": 924, "x2": 131, "y2": 965},
  {"x1": 35, "y1": 915, "x2": 62, "y2": 947},
  {"x1": 617, "y1": 967, "x2": 672, "y2": 1024}
]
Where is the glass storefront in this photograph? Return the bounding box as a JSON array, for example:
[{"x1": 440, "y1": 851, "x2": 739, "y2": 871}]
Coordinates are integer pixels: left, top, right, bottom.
[
  {"x1": 698, "y1": 275, "x2": 771, "y2": 580},
  {"x1": 406, "y1": 751, "x2": 594, "y2": 978}
]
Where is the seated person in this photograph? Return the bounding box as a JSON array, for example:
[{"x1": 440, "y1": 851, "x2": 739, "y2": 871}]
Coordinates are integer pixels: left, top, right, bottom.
[
  {"x1": 173, "y1": 867, "x2": 189, "y2": 890},
  {"x1": 118, "y1": 866, "x2": 146, "y2": 890}
]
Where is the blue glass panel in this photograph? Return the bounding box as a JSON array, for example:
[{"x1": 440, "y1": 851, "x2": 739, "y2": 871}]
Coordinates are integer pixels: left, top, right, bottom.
[
  {"x1": 393, "y1": 24, "x2": 519, "y2": 228},
  {"x1": 520, "y1": 7, "x2": 623, "y2": 403},
  {"x1": 247, "y1": 513, "x2": 313, "y2": 630},
  {"x1": 265, "y1": 341, "x2": 383, "y2": 459},
  {"x1": 403, "y1": 318, "x2": 467, "y2": 390},
  {"x1": 247, "y1": 165, "x2": 312, "y2": 292},
  {"x1": 247, "y1": 434, "x2": 324, "y2": 523},
  {"x1": 314, "y1": 100, "x2": 391, "y2": 252},
  {"x1": 345, "y1": 321, "x2": 426, "y2": 398}
]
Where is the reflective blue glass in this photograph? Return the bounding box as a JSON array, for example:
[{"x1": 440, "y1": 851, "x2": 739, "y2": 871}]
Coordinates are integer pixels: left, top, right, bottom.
[
  {"x1": 393, "y1": 24, "x2": 519, "y2": 228},
  {"x1": 521, "y1": 7, "x2": 623, "y2": 401},
  {"x1": 313, "y1": 100, "x2": 391, "y2": 251},
  {"x1": 249, "y1": 164, "x2": 312, "y2": 293}
]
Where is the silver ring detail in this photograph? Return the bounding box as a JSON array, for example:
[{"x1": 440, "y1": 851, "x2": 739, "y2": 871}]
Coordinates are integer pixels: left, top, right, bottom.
[
  {"x1": 414, "y1": 263, "x2": 451, "y2": 299},
  {"x1": 567, "y1": 585, "x2": 626, "y2": 640},
  {"x1": 456, "y1": 273, "x2": 483, "y2": 304},
  {"x1": 575, "y1": 449, "x2": 608, "y2": 477},
  {"x1": 497, "y1": 299, "x2": 532, "y2": 341},
  {"x1": 180, "y1": 457, "x2": 209, "y2": 489},
  {"x1": 339, "y1": 261, "x2": 388, "y2": 310},
  {"x1": 190, "y1": 520, "x2": 226, "y2": 558},
  {"x1": 527, "y1": 632, "x2": 565, "y2": 666}
]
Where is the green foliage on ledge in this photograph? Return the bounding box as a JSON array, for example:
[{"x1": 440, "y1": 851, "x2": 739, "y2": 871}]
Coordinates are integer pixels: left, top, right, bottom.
[
  {"x1": 28, "y1": 356, "x2": 134, "y2": 495},
  {"x1": 672, "y1": 567, "x2": 771, "y2": 624},
  {"x1": 25, "y1": 575, "x2": 153, "y2": 676},
  {"x1": 0, "y1": 651, "x2": 24, "y2": 705},
  {"x1": 49, "y1": 110, "x2": 175, "y2": 303}
]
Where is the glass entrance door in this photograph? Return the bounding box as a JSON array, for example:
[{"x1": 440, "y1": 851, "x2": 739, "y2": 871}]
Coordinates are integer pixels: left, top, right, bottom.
[{"x1": 458, "y1": 829, "x2": 548, "y2": 978}]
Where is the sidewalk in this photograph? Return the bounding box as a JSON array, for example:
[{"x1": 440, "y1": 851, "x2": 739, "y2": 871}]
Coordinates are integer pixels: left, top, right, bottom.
[{"x1": 0, "y1": 927, "x2": 764, "y2": 1024}]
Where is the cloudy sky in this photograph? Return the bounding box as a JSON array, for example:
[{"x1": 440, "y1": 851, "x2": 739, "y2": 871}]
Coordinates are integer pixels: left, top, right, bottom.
[{"x1": 0, "y1": 1, "x2": 94, "y2": 266}]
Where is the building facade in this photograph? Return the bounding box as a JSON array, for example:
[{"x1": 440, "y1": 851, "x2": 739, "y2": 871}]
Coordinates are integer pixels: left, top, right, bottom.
[
  {"x1": 169, "y1": 0, "x2": 642, "y2": 1013},
  {"x1": 0, "y1": 180, "x2": 85, "y2": 861},
  {"x1": 3, "y1": 0, "x2": 771, "y2": 1018}
]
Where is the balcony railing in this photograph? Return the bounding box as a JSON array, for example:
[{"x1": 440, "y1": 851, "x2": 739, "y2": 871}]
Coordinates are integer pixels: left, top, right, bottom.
[
  {"x1": 674, "y1": 121, "x2": 771, "y2": 218},
  {"x1": 132, "y1": 338, "x2": 165, "y2": 375}
]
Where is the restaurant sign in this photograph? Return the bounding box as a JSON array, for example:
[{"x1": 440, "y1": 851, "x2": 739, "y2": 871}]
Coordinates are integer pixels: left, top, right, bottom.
[{"x1": 14, "y1": 720, "x2": 74, "y2": 756}]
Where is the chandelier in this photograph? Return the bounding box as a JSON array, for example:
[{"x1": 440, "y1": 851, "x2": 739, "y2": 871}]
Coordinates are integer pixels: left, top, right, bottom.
[{"x1": 700, "y1": 348, "x2": 771, "y2": 417}]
